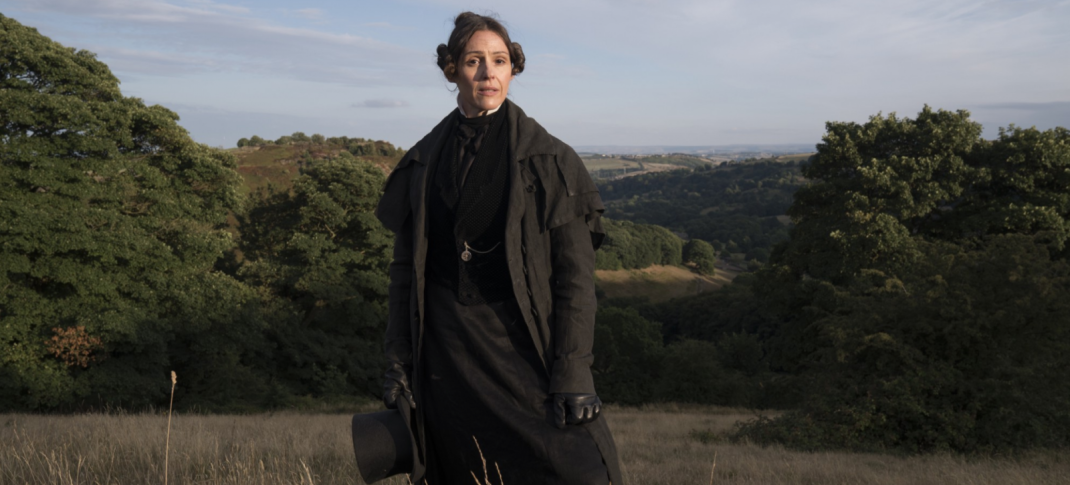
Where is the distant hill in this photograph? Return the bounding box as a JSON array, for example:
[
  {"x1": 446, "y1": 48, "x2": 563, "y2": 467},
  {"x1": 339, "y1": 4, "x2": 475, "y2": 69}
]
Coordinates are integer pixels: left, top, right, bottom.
[
  {"x1": 230, "y1": 137, "x2": 403, "y2": 193},
  {"x1": 597, "y1": 157, "x2": 807, "y2": 262},
  {"x1": 582, "y1": 153, "x2": 726, "y2": 180},
  {"x1": 576, "y1": 144, "x2": 815, "y2": 158}
]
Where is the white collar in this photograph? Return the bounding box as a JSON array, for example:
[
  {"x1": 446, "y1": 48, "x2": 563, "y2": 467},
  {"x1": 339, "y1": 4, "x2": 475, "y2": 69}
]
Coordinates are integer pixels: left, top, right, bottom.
[{"x1": 457, "y1": 96, "x2": 503, "y2": 118}]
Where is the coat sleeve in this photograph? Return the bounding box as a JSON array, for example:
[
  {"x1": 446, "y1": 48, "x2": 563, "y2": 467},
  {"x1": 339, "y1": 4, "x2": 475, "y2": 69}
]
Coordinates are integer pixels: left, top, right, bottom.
[
  {"x1": 383, "y1": 213, "x2": 414, "y2": 377},
  {"x1": 376, "y1": 156, "x2": 416, "y2": 382},
  {"x1": 548, "y1": 215, "x2": 599, "y2": 394},
  {"x1": 546, "y1": 146, "x2": 606, "y2": 394}
]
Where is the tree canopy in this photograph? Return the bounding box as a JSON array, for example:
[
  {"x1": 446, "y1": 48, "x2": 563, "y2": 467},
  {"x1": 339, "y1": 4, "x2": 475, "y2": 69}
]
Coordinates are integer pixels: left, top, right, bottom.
[
  {"x1": 741, "y1": 107, "x2": 1070, "y2": 452},
  {"x1": 1, "y1": 13, "x2": 248, "y2": 409},
  {"x1": 0, "y1": 15, "x2": 395, "y2": 411}
]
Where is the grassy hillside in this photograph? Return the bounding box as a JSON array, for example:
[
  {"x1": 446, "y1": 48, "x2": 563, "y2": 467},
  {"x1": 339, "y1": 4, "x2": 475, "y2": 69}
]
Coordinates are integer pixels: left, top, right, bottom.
[
  {"x1": 230, "y1": 142, "x2": 403, "y2": 194},
  {"x1": 596, "y1": 263, "x2": 740, "y2": 303},
  {"x1": 582, "y1": 155, "x2": 645, "y2": 179}
]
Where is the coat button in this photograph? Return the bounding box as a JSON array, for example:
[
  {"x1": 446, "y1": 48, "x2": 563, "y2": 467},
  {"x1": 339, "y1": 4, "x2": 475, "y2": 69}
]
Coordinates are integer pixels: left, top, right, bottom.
[
  {"x1": 522, "y1": 266, "x2": 528, "y2": 275},
  {"x1": 526, "y1": 184, "x2": 535, "y2": 193},
  {"x1": 530, "y1": 308, "x2": 539, "y2": 317},
  {"x1": 521, "y1": 244, "x2": 527, "y2": 255},
  {"x1": 526, "y1": 289, "x2": 533, "y2": 297}
]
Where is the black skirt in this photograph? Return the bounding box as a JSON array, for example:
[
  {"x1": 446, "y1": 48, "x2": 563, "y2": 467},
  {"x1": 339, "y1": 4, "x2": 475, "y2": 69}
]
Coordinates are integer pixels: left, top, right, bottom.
[{"x1": 420, "y1": 279, "x2": 610, "y2": 485}]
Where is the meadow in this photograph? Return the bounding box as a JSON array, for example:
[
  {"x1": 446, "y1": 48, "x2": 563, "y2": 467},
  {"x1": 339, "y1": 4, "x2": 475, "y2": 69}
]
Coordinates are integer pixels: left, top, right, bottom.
[
  {"x1": 5, "y1": 405, "x2": 1068, "y2": 485},
  {"x1": 596, "y1": 264, "x2": 740, "y2": 303}
]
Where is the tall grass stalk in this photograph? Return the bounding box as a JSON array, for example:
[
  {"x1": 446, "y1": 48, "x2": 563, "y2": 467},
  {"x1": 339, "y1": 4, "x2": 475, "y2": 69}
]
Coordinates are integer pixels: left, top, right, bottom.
[
  {"x1": 164, "y1": 371, "x2": 176, "y2": 485},
  {"x1": 708, "y1": 450, "x2": 717, "y2": 484},
  {"x1": 468, "y1": 436, "x2": 502, "y2": 485}
]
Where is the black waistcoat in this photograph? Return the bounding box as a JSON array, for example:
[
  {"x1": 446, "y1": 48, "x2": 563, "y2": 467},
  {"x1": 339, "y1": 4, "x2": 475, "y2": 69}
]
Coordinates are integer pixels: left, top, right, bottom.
[{"x1": 426, "y1": 105, "x2": 512, "y2": 305}]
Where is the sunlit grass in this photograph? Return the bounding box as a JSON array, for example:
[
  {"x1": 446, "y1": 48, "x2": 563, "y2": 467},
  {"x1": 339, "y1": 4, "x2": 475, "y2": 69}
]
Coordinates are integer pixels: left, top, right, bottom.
[{"x1": 4, "y1": 405, "x2": 1067, "y2": 484}]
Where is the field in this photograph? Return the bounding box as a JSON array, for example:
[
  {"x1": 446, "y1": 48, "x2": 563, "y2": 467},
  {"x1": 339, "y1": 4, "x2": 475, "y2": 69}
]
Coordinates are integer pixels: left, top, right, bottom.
[
  {"x1": 230, "y1": 145, "x2": 399, "y2": 194},
  {"x1": 582, "y1": 155, "x2": 712, "y2": 180},
  {"x1": 596, "y1": 264, "x2": 739, "y2": 303},
  {"x1": 774, "y1": 152, "x2": 815, "y2": 163},
  {"x1": 582, "y1": 157, "x2": 646, "y2": 180},
  {"x1": 4, "y1": 405, "x2": 1068, "y2": 484},
  {"x1": 582, "y1": 157, "x2": 644, "y2": 171}
]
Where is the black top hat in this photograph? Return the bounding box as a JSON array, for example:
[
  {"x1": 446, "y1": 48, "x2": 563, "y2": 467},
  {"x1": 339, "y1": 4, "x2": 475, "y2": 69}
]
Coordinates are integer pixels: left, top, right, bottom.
[{"x1": 351, "y1": 408, "x2": 414, "y2": 483}]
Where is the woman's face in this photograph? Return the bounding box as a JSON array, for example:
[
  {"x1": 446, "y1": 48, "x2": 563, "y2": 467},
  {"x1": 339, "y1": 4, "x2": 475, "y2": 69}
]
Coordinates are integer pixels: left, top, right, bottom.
[{"x1": 452, "y1": 30, "x2": 513, "y2": 117}]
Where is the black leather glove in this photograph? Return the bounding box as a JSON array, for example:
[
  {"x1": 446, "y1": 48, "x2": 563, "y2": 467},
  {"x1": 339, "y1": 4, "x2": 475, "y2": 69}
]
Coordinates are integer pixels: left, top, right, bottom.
[
  {"x1": 553, "y1": 393, "x2": 602, "y2": 428},
  {"x1": 382, "y1": 363, "x2": 414, "y2": 410}
]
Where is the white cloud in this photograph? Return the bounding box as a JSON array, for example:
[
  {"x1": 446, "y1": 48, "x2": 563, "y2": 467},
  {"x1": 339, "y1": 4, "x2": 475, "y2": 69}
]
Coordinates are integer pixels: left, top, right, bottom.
[
  {"x1": 11, "y1": 0, "x2": 433, "y2": 87},
  {"x1": 186, "y1": 0, "x2": 250, "y2": 14},
  {"x1": 10, "y1": 0, "x2": 1068, "y2": 146}
]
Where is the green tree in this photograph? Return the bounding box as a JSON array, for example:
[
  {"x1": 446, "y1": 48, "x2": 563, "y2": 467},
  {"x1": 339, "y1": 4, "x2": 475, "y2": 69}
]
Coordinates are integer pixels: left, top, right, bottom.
[
  {"x1": 596, "y1": 218, "x2": 683, "y2": 270},
  {"x1": 747, "y1": 107, "x2": 1070, "y2": 452},
  {"x1": 248, "y1": 135, "x2": 265, "y2": 146},
  {"x1": 238, "y1": 153, "x2": 393, "y2": 398},
  {"x1": 777, "y1": 107, "x2": 979, "y2": 284},
  {"x1": 311, "y1": 133, "x2": 325, "y2": 144},
  {"x1": 591, "y1": 307, "x2": 663, "y2": 404},
  {"x1": 0, "y1": 14, "x2": 254, "y2": 410},
  {"x1": 655, "y1": 339, "x2": 725, "y2": 404},
  {"x1": 237, "y1": 137, "x2": 249, "y2": 148},
  {"x1": 683, "y1": 239, "x2": 716, "y2": 275}
]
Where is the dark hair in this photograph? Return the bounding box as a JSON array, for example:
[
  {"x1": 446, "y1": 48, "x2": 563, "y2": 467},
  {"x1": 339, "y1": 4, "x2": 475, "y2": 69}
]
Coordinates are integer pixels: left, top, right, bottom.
[{"x1": 437, "y1": 12, "x2": 525, "y2": 80}]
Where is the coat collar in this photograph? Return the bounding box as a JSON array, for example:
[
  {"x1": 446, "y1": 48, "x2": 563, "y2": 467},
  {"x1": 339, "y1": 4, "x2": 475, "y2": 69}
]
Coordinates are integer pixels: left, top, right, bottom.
[{"x1": 398, "y1": 99, "x2": 557, "y2": 169}]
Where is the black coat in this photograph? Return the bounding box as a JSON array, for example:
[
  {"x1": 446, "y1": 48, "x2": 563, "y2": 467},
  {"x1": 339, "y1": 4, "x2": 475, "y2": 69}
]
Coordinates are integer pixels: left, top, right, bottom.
[{"x1": 376, "y1": 100, "x2": 623, "y2": 484}]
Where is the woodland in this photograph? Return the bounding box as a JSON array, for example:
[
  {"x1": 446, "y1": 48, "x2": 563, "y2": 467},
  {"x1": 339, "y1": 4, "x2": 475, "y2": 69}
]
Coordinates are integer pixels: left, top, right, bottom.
[{"x1": 3, "y1": 13, "x2": 1070, "y2": 455}]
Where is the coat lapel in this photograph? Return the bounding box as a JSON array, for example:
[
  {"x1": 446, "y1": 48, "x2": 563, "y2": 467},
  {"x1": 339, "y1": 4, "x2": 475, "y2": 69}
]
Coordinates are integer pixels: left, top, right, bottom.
[{"x1": 409, "y1": 110, "x2": 457, "y2": 354}]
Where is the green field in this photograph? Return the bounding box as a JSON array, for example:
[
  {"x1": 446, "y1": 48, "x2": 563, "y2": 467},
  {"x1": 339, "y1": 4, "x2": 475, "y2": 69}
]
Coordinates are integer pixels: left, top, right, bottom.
[
  {"x1": 775, "y1": 152, "x2": 815, "y2": 162},
  {"x1": 582, "y1": 156, "x2": 643, "y2": 171}
]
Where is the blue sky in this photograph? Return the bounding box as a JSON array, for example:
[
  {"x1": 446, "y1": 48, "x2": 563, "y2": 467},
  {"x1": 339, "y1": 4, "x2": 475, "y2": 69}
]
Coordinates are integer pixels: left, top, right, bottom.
[{"x1": 4, "y1": 0, "x2": 1069, "y2": 150}]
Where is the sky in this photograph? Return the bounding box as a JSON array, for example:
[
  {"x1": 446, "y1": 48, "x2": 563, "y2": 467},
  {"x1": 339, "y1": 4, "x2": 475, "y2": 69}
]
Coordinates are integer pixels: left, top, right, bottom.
[{"x1": 3, "y1": 0, "x2": 1069, "y2": 150}]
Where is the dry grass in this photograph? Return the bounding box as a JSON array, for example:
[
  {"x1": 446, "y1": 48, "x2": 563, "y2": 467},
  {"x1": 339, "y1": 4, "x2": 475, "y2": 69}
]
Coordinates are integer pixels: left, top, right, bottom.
[
  {"x1": 3, "y1": 405, "x2": 1068, "y2": 485},
  {"x1": 596, "y1": 265, "x2": 739, "y2": 303},
  {"x1": 0, "y1": 408, "x2": 405, "y2": 485},
  {"x1": 606, "y1": 404, "x2": 1070, "y2": 484}
]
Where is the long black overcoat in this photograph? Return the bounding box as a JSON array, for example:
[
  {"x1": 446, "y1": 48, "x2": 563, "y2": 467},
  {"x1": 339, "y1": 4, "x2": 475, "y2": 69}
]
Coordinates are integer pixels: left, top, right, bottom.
[{"x1": 375, "y1": 100, "x2": 623, "y2": 484}]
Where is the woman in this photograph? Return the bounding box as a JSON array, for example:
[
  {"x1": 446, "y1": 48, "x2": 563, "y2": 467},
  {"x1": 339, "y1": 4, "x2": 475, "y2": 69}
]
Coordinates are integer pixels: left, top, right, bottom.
[{"x1": 375, "y1": 12, "x2": 623, "y2": 485}]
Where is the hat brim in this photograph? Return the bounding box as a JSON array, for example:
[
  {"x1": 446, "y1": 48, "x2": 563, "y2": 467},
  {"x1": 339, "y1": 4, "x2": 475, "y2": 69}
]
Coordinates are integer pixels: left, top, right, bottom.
[{"x1": 351, "y1": 410, "x2": 413, "y2": 483}]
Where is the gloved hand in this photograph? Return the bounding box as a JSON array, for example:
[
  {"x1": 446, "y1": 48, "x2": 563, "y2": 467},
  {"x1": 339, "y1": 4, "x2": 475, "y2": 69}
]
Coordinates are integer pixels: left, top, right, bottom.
[
  {"x1": 382, "y1": 364, "x2": 415, "y2": 410},
  {"x1": 553, "y1": 393, "x2": 602, "y2": 428}
]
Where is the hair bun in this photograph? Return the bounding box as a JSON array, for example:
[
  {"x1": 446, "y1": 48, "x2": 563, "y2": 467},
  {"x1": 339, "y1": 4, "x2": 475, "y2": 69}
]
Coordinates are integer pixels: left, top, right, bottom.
[
  {"x1": 436, "y1": 43, "x2": 451, "y2": 71},
  {"x1": 454, "y1": 11, "x2": 480, "y2": 27},
  {"x1": 510, "y1": 42, "x2": 525, "y2": 75},
  {"x1": 436, "y1": 12, "x2": 524, "y2": 79}
]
